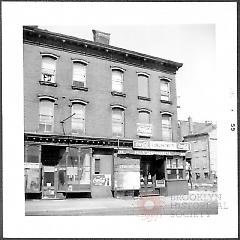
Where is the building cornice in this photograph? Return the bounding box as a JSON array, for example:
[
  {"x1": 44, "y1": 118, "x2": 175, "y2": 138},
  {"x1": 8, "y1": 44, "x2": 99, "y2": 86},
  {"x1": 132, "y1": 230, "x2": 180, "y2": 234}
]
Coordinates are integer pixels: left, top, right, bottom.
[{"x1": 23, "y1": 26, "x2": 183, "y2": 74}]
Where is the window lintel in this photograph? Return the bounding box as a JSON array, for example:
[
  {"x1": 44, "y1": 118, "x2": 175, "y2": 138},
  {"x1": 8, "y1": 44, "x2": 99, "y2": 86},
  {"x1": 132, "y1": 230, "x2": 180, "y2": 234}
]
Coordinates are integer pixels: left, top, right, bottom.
[
  {"x1": 110, "y1": 104, "x2": 126, "y2": 110},
  {"x1": 159, "y1": 77, "x2": 172, "y2": 82},
  {"x1": 40, "y1": 53, "x2": 59, "y2": 59},
  {"x1": 137, "y1": 108, "x2": 152, "y2": 113},
  {"x1": 111, "y1": 66, "x2": 126, "y2": 72},
  {"x1": 70, "y1": 99, "x2": 89, "y2": 105},
  {"x1": 38, "y1": 94, "x2": 57, "y2": 102},
  {"x1": 72, "y1": 59, "x2": 89, "y2": 65},
  {"x1": 137, "y1": 72, "x2": 150, "y2": 77},
  {"x1": 160, "y1": 111, "x2": 173, "y2": 116}
]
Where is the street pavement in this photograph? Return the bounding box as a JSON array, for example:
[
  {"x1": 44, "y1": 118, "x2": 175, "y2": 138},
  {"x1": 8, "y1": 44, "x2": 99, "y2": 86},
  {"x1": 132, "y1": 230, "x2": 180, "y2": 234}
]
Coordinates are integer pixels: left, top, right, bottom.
[{"x1": 25, "y1": 190, "x2": 219, "y2": 216}]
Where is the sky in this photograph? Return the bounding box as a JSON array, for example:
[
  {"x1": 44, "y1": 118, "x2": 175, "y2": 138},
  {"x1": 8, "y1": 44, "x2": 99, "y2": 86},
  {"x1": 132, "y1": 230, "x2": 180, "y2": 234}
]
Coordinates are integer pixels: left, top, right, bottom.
[{"x1": 40, "y1": 24, "x2": 216, "y2": 123}]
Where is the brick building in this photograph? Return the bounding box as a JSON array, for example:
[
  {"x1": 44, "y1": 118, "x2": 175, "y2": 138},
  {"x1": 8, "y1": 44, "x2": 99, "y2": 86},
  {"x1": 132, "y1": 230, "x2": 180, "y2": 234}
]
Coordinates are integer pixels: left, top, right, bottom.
[
  {"x1": 24, "y1": 26, "x2": 190, "y2": 199},
  {"x1": 178, "y1": 117, "x2": 217, "y2": 184}
]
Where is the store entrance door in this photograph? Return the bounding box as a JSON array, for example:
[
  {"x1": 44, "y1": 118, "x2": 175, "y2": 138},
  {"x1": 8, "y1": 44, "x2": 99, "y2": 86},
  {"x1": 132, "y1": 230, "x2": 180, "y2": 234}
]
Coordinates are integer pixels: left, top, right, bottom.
[
  {"x1": 42, "y1": 166, "x2": 57, "y2": 198},
  {"x1": 140, "y1": 156, "x2": 157, "y2": 196}
]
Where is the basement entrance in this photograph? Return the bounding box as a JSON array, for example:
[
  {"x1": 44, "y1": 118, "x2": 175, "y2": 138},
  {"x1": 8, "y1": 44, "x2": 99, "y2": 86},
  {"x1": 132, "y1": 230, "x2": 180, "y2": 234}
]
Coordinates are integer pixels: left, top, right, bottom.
[{"x1": 41, "y1": 145, "x2": 66, "y2": 198}]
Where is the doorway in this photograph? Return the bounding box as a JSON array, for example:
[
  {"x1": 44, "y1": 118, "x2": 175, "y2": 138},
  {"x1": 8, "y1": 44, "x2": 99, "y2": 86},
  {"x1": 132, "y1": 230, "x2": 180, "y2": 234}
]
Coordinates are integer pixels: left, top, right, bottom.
[
  {"x1": 41, "y1": 145, "x2": 66, "y2": 198},
  {"x1": 42, "y1": 166, "x2": 57, "y2": 198}
]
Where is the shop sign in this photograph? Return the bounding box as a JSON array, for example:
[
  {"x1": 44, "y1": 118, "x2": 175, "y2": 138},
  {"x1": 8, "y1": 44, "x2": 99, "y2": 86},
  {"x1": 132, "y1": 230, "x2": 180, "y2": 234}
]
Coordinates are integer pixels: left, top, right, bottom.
[
  {"x1": 133, "y1": 140, "x2": 190, "y2": 151},
  {"x1": 24, "y1": 162, "x2": 41, "y2": 169},
  {"x1": 118, "y1": 149, "x2": 185, "y2": 156},
  {"x1": 114, "y1": 157, "x2": 140, "y2": 190},
  {"x1": 92, "y1": 174, "x2": 111, "y2": 186},
  {"x1": 136, "y1": 123, "x2": 152, "y2": 137},
  {"x1": 156, "y1": 179, "x2": 165, "y2": 188}
]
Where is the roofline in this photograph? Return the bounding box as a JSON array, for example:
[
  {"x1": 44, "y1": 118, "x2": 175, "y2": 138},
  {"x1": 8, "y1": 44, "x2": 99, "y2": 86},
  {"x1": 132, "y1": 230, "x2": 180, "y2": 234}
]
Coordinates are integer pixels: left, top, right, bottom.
[
  {"x1": 23, "y1": 26, "x2": 183, "y2": 70},
  {"x1": 183, "y1": 132, "x2": 209, "y2": 138}
]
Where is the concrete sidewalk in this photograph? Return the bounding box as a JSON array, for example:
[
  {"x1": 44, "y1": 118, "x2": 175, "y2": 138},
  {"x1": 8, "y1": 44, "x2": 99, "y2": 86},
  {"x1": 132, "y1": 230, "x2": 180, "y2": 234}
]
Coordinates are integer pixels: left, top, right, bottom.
[{"x1": 25, "y1": 190, "x2": 219, "y2": 216}]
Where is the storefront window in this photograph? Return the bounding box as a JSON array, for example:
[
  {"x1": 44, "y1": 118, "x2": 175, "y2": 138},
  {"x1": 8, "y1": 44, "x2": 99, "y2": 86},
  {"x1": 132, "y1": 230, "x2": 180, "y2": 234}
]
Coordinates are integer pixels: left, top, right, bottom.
[
  {"x1": 25, "y1": 168, "x2": 41, "y2": 192},
  {"x1": 166, "y1": 157, "x2": 185, "y2": 180},
  {"x1": 79, "y1": 149, "x2": 91, "y2": 184},
  {"x1": 66, "y1": 147, "x2": 91, "y2": 185},
  {"x1": 25, "y1": 145, "x2": 40, "y2": 163}
]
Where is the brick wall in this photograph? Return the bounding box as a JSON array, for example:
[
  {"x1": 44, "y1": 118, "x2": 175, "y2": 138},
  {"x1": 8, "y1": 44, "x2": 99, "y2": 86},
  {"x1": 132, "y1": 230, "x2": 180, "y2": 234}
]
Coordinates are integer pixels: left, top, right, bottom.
[{"x1": 24, "y1": 43, "x2": 179, "y2": 141}]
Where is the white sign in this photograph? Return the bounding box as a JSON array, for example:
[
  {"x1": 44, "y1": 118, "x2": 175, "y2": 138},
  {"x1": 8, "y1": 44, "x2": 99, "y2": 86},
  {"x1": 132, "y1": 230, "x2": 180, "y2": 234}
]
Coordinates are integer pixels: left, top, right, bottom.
[
  {"x1": 24, "y1": 163, "x2": 41, "y2": 169},
  {"x1": 136, "y1": 123, "x2": 152, "y2": 137},
  {"x1": 133, "y1": 140, "x2": 190, "y2": 151}
]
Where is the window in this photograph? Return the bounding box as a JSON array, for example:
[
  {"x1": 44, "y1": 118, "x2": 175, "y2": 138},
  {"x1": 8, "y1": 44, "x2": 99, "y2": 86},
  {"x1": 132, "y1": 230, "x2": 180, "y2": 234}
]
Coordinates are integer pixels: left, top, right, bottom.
[
  {"x1": 72, "y1": 61, "x2": 87, "y2": 88},
  {"x1": 161, "y1": 114, "x2": 172, "y2": 141},
  {"x1": 66, "y1": 148, "x2": 91, "y2": 185},
  {"x1": 72, "y1": 103, "x2": 85, "y2": 135},
  {"x1": 25, "y1": 145, "x2": 40, "y2": 163},
  {"x1": 160, "y1": 79, "x2": 171, "y2": 101},
  {"x1": 166, "y1": 157, "x2": 184, "y2": 180},
  {"x1": 41, "y1": 55, "x2": 57, "y2": 83},
  {"x1": 137, "y1": 109, "x2": 152, "y2": 137},
  {"x1": 196, "y1": 173, "x2": 200, "y2": 180},
  {"x1": 204, "y1": 172, "x2": 209, "y2": 179},
  {"x1": 112, "y1": 69, "x2": 124, "y2": 93},
  {"x1": 138, "y1": 73, "x2": 149, "y2": 99},
  {"x1": 112, "y1": 107, "x2": 125, "y2": 137},
  {"x1": 139, "y1": 111, "x2": 150, "y2": 124},
  {"x1": 95, "y1": 158, "x2": 100, "y2": 174},
  {"x1": 39, "y1": 99, "x2": 54, "y2": 132}
]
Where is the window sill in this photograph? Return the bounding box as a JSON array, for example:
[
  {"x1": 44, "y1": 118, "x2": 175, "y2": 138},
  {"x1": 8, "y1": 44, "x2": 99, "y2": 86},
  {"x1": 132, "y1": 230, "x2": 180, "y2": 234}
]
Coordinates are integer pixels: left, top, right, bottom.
[
  {"x1": 39, "y1": 81, "x2": 57, "y2": 87},
  {"x1": 111, "y1": 91, "x2": 126, "y2": 97},
  {"x1": 160, "y1": 99, "x2": 172, "y2": 104},
  {"x1": 166, "y1": 179, "x2": 186, "y2": 182},
  {"x1": 71, "y1": 85, "x2": 88, "y2": 91},
  {"x1": 138, "y1": 96, "x2": 151, "y2": 101}
]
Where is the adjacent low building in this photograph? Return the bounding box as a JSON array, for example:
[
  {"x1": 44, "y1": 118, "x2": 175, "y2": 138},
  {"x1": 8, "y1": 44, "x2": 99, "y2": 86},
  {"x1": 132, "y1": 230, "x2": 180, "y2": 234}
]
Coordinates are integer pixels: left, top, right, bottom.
[
  {"x1": 178, "y1": 117, "x2": 217, "y2": 184},
  {"x1": 24, "y1": 26, "x2": 190, "y2": 199}
]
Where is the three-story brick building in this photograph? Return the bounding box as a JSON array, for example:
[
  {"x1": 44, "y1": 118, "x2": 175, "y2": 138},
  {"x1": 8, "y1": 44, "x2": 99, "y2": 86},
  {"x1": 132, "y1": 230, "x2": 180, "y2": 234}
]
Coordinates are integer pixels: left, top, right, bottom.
[{"x1": 24, "y1": 26, "x2": 190, "y2": 199}]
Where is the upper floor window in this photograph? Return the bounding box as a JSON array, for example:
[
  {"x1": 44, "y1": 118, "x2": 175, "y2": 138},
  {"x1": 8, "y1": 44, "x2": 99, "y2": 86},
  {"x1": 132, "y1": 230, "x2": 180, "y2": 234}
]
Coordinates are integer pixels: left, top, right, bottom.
[
  {"x1": 111, "y1": 106, "x2": 125, "y2": 138},
  {"x1": 41, "y1": 54, "x2": 57, "y2": 83},
  {"x1": 138, "y1": 73, "x2": 150, "y2": 99},
  {"x1": 71, "y1": 100, "x2": 88, "y2": 135},
  {"x1": 112, "y1": 68, "x2": 124, "y2": 93},
  {"x1": 137, "y1": 108, "x2": 152, "y2": 137},
  {"x1": 161, "y1": 113, "x2": 172, "y2": 141},
  {"x1": 139, "y1": 111, "x2": 150, "y2": 124},
  {"x1": 39, "y1": 98, "x2": 55, "y2": 132},
  {"x1": 72, "y1": 60, "x2": 88, "y2": 89},
  {"x1": 160, "y1": 78, "x2": 171, "y2": 102}
]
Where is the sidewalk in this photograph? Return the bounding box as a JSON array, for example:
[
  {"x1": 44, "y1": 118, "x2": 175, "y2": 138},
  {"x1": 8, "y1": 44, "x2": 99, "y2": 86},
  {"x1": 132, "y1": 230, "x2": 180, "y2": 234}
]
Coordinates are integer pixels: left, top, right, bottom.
[{"x1": 25, "y1": 190, "x2": 219, "y2": 216}]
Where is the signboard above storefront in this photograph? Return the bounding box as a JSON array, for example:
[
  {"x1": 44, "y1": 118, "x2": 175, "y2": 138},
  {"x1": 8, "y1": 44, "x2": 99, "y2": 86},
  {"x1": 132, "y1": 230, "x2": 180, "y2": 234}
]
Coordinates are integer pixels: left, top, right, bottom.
[
  {"x1": 118, "y1": 149, "x2": 185, "y2": 156},
  {"x1": 133, "y1": 140, "x2": 190, "y2": 151}
]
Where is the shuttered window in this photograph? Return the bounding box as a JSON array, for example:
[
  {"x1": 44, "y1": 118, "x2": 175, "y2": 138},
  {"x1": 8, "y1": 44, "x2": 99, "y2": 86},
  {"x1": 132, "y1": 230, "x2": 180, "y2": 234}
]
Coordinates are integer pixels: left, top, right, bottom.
[
  {"x1": 112, "y1": 69, "x2": 123, "y2": 93},
  {"x1": 138, "y1": 74, "x2": 149, "y2": 98},
  {"x1": 160, "y1": 80, "x2": 170, "y2": 101},
  {"x1": 72, "y1": 103, "x2": 85, "y2": 135},
  {"x1": 112, "y1": 108, "x2": 124, "y2": 137},
  {"x1": 72, "y1": 62, "x2": 87, "y2": 87},
  {"x1": 39, "y1": 100, "x2": 54, "y2": 132},
  {"x1": 162, "y1": 114, "x2": 172, "y2": 141},
  {"x1": 139, "y1": 111, "x2": 150, "y2": 124}
]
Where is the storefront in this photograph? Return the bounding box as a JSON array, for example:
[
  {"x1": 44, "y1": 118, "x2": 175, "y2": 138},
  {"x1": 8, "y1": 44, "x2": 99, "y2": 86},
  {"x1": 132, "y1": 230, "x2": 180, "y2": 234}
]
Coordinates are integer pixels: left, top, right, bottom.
[
  {"x1": 114, "y1": 140, "x2": 190, "y2": 196},
  {"x1": 24, "y1": 136, "x2": 190, "y2": 198}
]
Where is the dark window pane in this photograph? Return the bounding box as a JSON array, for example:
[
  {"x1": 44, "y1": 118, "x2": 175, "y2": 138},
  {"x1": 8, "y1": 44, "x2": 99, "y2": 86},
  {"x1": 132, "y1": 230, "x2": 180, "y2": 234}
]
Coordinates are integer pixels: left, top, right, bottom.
[{"x1": 27, "y1": 145, "x2": 40, "y2": 163}]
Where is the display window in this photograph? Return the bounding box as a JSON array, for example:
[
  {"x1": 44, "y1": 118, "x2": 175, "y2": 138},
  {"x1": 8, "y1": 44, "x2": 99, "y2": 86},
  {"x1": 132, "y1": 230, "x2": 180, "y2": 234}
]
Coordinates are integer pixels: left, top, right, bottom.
[
  {"x1": 25, "y1": 168, "x2": 41, "y2": 192},
  {"x1": 166, "y1": 157, "x2": 185, "y2": 180},
  {"x1": 66, "y1": 147, "x2": 91, "y2": 186}
]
